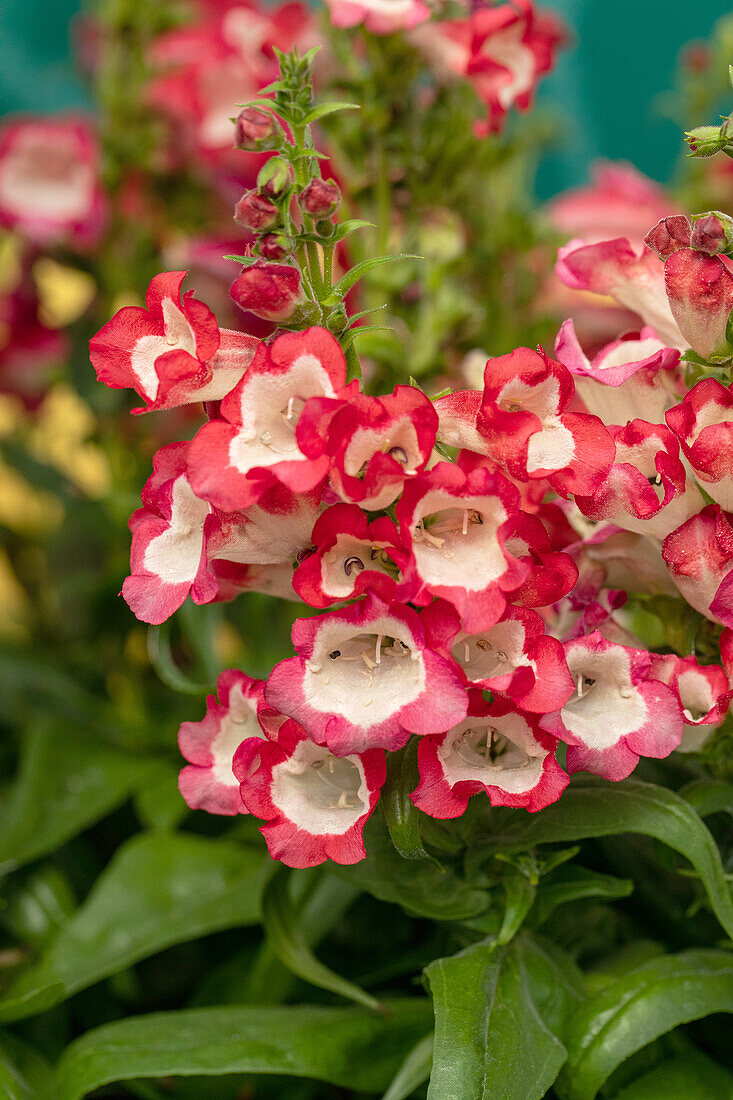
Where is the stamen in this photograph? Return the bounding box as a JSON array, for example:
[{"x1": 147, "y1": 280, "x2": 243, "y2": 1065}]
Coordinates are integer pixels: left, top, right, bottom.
[
  {"x1": 361, "y1": 651, "x2": 376, "y2": 670},
  {"x1": 329, "y1": 650, "x2": 341, "y2": 660},
  {"x1": 260, "y1": 430, "x2": 272, "y2": 446},
  {"x1": 375, "y1": 634, "x2": 383, "y2": 665},
  {"x1": 286, "y1": 395, "x2": 296, "y2": 420},
  {"x1": 388, "y1": 445, "x2": 408, "y2": 464},
  {"x1": 462, "y1": 509, "x2": 468, "y2": 536},
  {"x1": 464, "y1": 641, "x2": 471, "y2": 663},
  {"x1": 344, "y1": 555, "x2": 365, "y2": 576},
  {"x1": 476, "y1": 638, "x2": 491, "y2": 652}
]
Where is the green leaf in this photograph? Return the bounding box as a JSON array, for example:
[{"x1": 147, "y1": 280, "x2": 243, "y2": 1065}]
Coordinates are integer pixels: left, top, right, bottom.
[
  {"x1": 328, "y1": 253, "x2": 421, "y2": 300},
  {"x1": 611, "y1": 1049, "x2": 733, "y2": 1100},
  {"x1": 331, "y1": 218, "x2": 376, "y2": 242},
  {"x1": 0, "y1": 1031, "x2": 54, "y2": 1100},
  {"x1": 383, "y1": 1033, "x2": 434, "y2": 1100},
  {"x1": 55, "y1": 1000, "x2": 433, "y2": 1100},
  {"x1": 0, "y1": 725, "x2": 160, "y2": 876},
  {"x1": 262, "y1": 866, "x2": 380, "y2": 1010},
  {"x1": 301, "y1": 101, "x2": 360, "y2": 125},
  {"x1": 469, "y1": 777, "x2": 733, "y2": 938},
  {"x1": 335, "y1": 814, "x2": 488, "y2": 921},
  {"x1": 381, "y1": 740, "x2": 437, "y2": 863},
  {"x1": 497, "y1": 867, "x2": 536, "y2": 944},
  {"x1": 557, "y1": 950, "x2": 733, "y2": 1100},
  {"x1": 0, "y1": 832, "x2": 267, "y2": 1022},
  {"x1": 425, "y1": 937, "x2": 567, "y2": 1100},
  {"x1": 678, "y1": 778, "x2": 733, "y2": 818},
  {"x1": 222, "y1": 253, "x2": 258, "y2": 266},
  {"x1": 530, "y1": 865, "x2": 634, "y2": 928},
  {"x1": 147, "y1": 621, "x2": 211, "y2": 695}
]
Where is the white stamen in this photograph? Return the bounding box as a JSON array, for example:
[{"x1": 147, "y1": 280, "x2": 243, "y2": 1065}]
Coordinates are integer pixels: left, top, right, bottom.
[{"x1": 375, "y1": 634, "x2": 384, "y2": 665}]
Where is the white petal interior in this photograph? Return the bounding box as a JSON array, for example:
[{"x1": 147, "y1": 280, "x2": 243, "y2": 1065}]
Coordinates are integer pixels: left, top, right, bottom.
[
  {"x1": 411, "y1": 493, "x2": 507, "y2": 589},
  {"x1": 304, "y1": 616, "x2": 425, "y2": 728},
  {"x1": 437, "y1": 712, "x2": 546, "y2": 793},
  {"x1": 560, "y1": 644, "x2": 647, "y2": 748},
  {"x1": 271, "y1": 740, "x2": 369, "y2": 835},
  {"x1": 143, "y1": 475, "x2": 210, "y2": 584},
  {"x1": 212, "y1": 686, "x2": 264, "y2": 787},
  {"x1": 451, "y1": 620, "x2": 528, "y2": 682}
]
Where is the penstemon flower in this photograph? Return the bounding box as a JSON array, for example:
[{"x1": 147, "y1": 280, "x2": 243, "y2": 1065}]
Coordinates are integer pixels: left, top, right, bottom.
[{"x1": 90, "y1": 45, "x2": 733, "y2": 876}]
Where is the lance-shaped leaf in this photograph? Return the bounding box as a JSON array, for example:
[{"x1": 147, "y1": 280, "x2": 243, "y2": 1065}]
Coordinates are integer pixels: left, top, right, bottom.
[
  {"x1": 55, "y1": 1000, "x2": 433, "y2": 1100},
  {"x1": 301, "y1": 101, "x2": 361, "y2": 125},
  {"x1": 468, "y1": 777, "x2": 733, "y2": 938},
  {"x1": 424, "y1": 937, "x2": 570, "y2": 1100},
  {"x1": 0, "y1": 832, "x2": 267, "y2": 1022},
  {"x1": 556, "y1": 950, "x2": 733, "y2": 1100},
  {"x1": 612, "y1": 1048, "x2": 733, "y2": 1100},
  {"x1": 262, "y1": 866, "x2": 380, "y2": 1010},
  {"x1": 0, "y1": 725, "x2": 160, "y2": 876},
  {"x1": 383, "y1": 1033, "x2": 434, "y2": 1100},
  {"x1": 0, "y1": 1031, "x2": 54, "y2": 1100}
]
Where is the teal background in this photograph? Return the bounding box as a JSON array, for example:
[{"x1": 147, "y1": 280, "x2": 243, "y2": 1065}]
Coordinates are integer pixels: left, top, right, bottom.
[{"x1": 0, "y1": 0, "x2": 731, "y2": 195}]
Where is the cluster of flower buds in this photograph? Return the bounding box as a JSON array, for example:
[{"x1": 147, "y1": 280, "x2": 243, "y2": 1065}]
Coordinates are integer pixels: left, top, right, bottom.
[
  {"x1": 227, "y1": 48, "x2": 347, "y2": 329},
  {"x1": 90, "y1": 51, "x2": 733, "y2": 872}
]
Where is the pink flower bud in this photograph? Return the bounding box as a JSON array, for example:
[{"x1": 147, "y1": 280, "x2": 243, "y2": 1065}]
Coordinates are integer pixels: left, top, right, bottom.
[
  {"x1": 234, "y1": 191, "x2": 278, "y2": 231},
  {"x1": 230, "y1": 261, "x2": 303, "y2": 321},
  {"x1": 690, "y1": 212, "x2": 733, "y2": 255},
  {"x1": 259, "y1": 232, "x2": 294, "y2": 260},
  {"x1": 234, "y1": 107, "x2": 279, "y2": 151},
  {"x1": 299, "y1": 178, "x2": 341, "y2": 219},
  {"x1": 644, "y1": 215, "x2": 691, "y2": 260},
  {"x1": 257, "y1": 157, "x2": 293, "y2": 197}
]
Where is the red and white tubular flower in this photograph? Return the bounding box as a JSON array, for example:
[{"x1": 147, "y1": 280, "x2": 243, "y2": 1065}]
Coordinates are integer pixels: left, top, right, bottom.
[
  {"x1": 556, "y1": 237, "x2": 685, "y2": 350},
  {"x1": 555, "y1": 318, "x2": 683, "y2": 426},
  {"x1": 645, "y1": 216, "x2": 733, "y2": 362},
  {"x1": 574, "y1": 420, "x2": 704, "y2": 541},
  {"x1": 205, "y1": 482, "x2": 321, "y2": 574},
  {"x1": 411, "y1": 690, "x2": 568, "y2": 818},
  {"x1": 396, "y1": 461, "x2": 530, "y2": 633},
  {"x1": 266, "y1": 594, "x2": 468, "y2": 755},
  {"x1": 0, "y1": 117, "x2": 105, "y2": 247},
  {"x1": 90, "y1": 271, "x2": 257, "y2": 412},
  {"x1": 665, "y1": 378, "x2": 733, "y2": 512},
  {"x1": 426, "y1": 600, "x2": 575, "y2": 714},
  {"x1": 323, "y1": 0, "x2": 429, "y2": 35},
  {"x1": 662, "y1": 506, "x2": 733, "y2": 628},
  {"x1": 292, "y1": 503, "x2": 409, "y2": 608},
  {"x1": 541, "y1": 631, "x2": 683, "y2": 780},
  {"x1": 475, "y1": 346, "x2": 616, "y2": 497},
  {"x1": 466, "y1": 0, "x2": 566, "y2": 136},
  {"x1": 649, "y1": 654, "x2": 731, "y2": 754},
  {"x1": 298, "y1": 386, "x2": 438, "y2": 511},
  {"x1": 499, "y1": 509, "x2": 579, "y2": 609},
  {"x1": 122, "y1": 442, "x2": 217, "y2": 625},
  {"x1": 187, "y1": 327, "x2": 346, "y2": 513},
  {"x1": 234, "y1": 718, "x2": 386, "y2": 868},
  {"x1": 178, "y1": 670, "x2": 272, "y2": 815}
]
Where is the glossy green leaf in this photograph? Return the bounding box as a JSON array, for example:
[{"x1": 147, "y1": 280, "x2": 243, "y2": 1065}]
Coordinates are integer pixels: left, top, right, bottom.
[
  {"x1": 381, "y1": 740, "x2": 437, "y2": 863},
  {"x1": 425, "y1": 937, "x2": 567, "y2": 1100},
  {"x1": 55, "y1": 1000, "x2": 433, "y2": 1100},
  {"x1": 557, "y1": 950, "x2": 733, "y2": 1100},
  {"x1": 0, "y1": 725, "x2": 160, "y2": 876},
  {"x1": 612, "y1": 1049, "x2": 733, "y2": 1100},
  {"x1": 497, "y1": 868, "x2": 536, "y2": 944},
  {"x1": 301, "y1": 100, "x2": 360, "y2": 124},
  {"x1": 470, "y1": 777, "x2": 733, "y2": 938},
  {"x1": 383, "y1": 1033, "x2": 434, "y2": 1100},
  {"x1": 530, "y1": 865, "x2": 633, "y2": 928},
  {"x1": 328, "y1": 253, "x2": 421, "y2": 300},
  {"x1": 335, "y1": 814, "x2": 488, "y2": 921},
  {"x1": 0, "y1": 1031, "x2": 54, "y2": 1100},
  {"x1": 0, "y1": 832, "x2": 267, "y2": 1022},
  {"x1": 331, "y1": 218, "x2": 376, "y2": 242},
  {"x1": 678, "y1": 778, "x2": 733, "y2": 818},
  {"x1": 262, "y1": 866, "x2": 380, "y2": 1010}
]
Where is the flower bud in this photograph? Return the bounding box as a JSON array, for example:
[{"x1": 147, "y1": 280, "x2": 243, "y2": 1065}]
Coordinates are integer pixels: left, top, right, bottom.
[
  {"x1": 233, "y1": 190, "x2": 278, "y2": 231},
  {"x1": 685, "y1": 123, "x2": 731, "y2": 158},
  {"x1": 299, "y1": 178, "x2": 341, "y2": 219},
  {"x1": 230, "y1": 261, "x2": 304, "y2": 322},
  {"x1": 690, "y1": 211, "x2": 733, "y2": 255},
  {"x1": 257, "y1": 157, "x2": 294, "y2": 197},
  {"x1": 259, "y1": 232, "x2": 294, "y2": 260},
  {"x1": 643, "y1": 215, "x2": 691, "y2": 260},
  {"x1": 234, "y1": 107, "x2": 279, "y2": 151}
]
